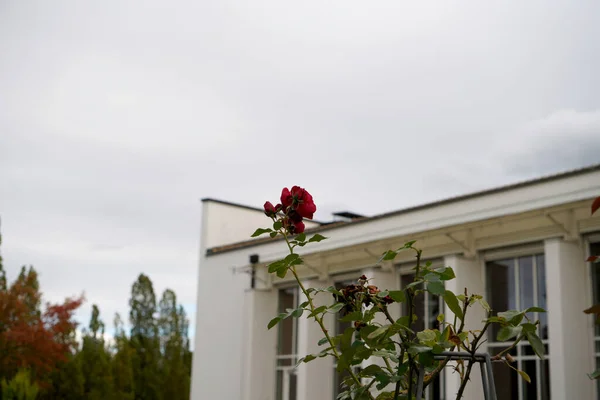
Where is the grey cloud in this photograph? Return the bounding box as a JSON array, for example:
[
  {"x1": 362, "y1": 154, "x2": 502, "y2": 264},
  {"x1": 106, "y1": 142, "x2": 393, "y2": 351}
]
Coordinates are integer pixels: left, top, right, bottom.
[{"x1": 1, "y1": 0, "x2": 600, "y2": 339}]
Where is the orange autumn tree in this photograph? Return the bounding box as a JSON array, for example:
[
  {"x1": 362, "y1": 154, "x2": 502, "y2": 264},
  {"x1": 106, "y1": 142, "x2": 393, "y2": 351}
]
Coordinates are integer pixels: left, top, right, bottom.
[{"x1": 0, "y1": 233, "x2": 84, "y2": 390}]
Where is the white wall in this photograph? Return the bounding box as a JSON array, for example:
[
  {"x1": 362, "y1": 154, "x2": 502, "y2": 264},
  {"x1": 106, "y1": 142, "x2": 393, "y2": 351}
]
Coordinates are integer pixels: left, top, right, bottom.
[
  {"x1": 202, "y1": 200, "x2": 320, "y2": 250},
  {"x1": 190, "y1": 248, "x2": 253, "y2": 400},
  {"x1": 544, "y1": 238, "x2": 595, "y2": 400}
]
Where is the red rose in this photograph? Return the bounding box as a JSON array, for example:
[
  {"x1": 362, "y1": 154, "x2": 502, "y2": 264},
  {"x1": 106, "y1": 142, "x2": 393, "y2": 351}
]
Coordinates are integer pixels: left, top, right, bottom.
[
  {"x1": 280, "y1": 188, "x2": 293, "y2": 208},
  {"x1": 264, "y1": 201, "x2": 281, "y2": 217},
  {"x1": 293, "y1": 221, "x2": 305, "y2": 234},
  {"x1": 280, "y1": 186, "x2": 316, "y2": 219}
]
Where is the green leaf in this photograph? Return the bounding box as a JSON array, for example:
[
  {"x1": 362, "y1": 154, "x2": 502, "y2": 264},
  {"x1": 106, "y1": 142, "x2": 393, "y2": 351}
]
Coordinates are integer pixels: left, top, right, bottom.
[
  {"x1": 524, "y1": 306, "x2": 546, "y2": 313},
  {"x1": 339, "y1": 311, "x2": 363, "y2": 322},
  {"x1": 387, "y1": 290, "x2": 405, "y2": 303},
  {"x1": 269, "y1": 231, "x2": 278, "y2": 238},
  {"x1": 419, "y1": 351, "x2": 435, "y2": 367},
  {"x1": 443, "y1": 290, "x2": 463, "y2": 321},
  {"x1": 478, "y1": 298, "x2": 491, "y2": 312},
  {"x1": 498, "y1": 310, "x2": 524, "y2": 325},
  {"x1": 434, "y1": 267, "x2": 456, "y2": 281},
  {"x1": 526, "y1": 331, "x2": 545, "y2": 360},
  {"x1": 295, "y1": 233, "x2": 306, "y2": 242},
  {"x1": 496, "y1": 325, "x2": 522, "y2": 341},
  {"x1": 267, "y1": 316, "x2": 281, "y2": 330},
  {"x1": 588, "y1": 367, "x2": 600, "y2": 380},
  {"x1": 427, "y1": 281, "x2": 445, "y2": 295},
  {"x1": 267, "y1": 260, "x2": 285, "y2": 273},
  {"x1": 367, "y1": 325, "x2": 389, "y2": 339},
  {"x1": 408, "y1": 344, "x2": 433, "y2": 355},
  {"x1": 380, "y1": 250, "x2": 398, "y2": 262},
  {"x1": 291, "y1": 307, "x2": 304, "y2": 318},
  {"x1": 317, "y1": 337, "x2": 329, "y2": 346},
  {"x1": 251, "y1": 227, "x2": 272, "y2": 237},
  {"x1": 327, "y1": 303, "x2": 345, "y2": 313},
  {"x1": 273, "y1": 221, "x2": 283, "y2": 230},
  {"x1": 308, "y1": 234, "x2": 327, "y2": 243},
  {"x1": 359, "y1": 364, "x2": 385, "y2": 377},
  {"x1": 308, "y1": 305, "x2": 327, "y2": 317},
  {"x1": 325, "y1": 286, "x2": 343, "y2": 296},
  {"x1": 298, "y1": 354, "x2": 317, "y2": 364},
  {"x1": 517, "y1": 369, "x2": 531, "y2": 383},
  {"x1": 284, "y1": 253, "x2": 300, "y2": 264},
  {"x1": 276, "y1": 267, "x2": 288, "y2": 279},
  {"x1": 417, "y1": 329, "x2": 437, "y2": 343},
  {"x1": 520, "y1": 323, "x2": 537, "y2": 333}
]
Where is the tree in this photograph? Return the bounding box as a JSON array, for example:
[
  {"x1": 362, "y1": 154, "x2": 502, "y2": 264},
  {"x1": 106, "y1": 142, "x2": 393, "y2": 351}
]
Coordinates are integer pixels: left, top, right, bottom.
[
  {"x1": 129, "y1": 274, "x2": 161, "y2": 400},
  {"x1": 41, "y1": 354, "x2": 84, "y2": 400},
  {"x1": 1, "y1": 369, "x2": 39, "y2": 400},
  {"x1": 0, "y1": 229, "x2": 84, "y2": 393},
  {"x1": 158, "y1": 290, "x2": 191, "y2": 400},
  {"x1": 112, "y1": 313, "x2": 135, "y2": 400},
  {"x1": 79, "y1": 305, "x2": 113, "y2": 400}
]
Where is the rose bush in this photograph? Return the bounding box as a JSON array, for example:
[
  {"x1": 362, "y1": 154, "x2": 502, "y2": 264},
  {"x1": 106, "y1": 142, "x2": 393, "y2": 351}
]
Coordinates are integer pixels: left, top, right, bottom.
[{"x1": 253, "y1": 186, "x2": 546, "y2": 400}]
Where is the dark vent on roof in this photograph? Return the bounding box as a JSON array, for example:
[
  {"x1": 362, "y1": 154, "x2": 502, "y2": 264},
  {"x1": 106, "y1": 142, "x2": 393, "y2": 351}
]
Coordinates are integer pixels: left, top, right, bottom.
[{"x1": 332, "y1": 211, "x2": 365, "y2": 222}]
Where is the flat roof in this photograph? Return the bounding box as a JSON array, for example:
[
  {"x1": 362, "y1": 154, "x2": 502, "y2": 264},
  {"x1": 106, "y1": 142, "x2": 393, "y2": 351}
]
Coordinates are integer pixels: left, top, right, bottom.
[{"x1": 205, "y1": 163, "x2": 600, "y2": 255}]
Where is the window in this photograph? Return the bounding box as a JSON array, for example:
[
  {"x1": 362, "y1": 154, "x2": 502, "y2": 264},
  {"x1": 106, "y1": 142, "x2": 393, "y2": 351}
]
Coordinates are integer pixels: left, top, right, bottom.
[
  {"x1": 589, "y1": 241, "x2": 600, "y2": 396},
  {"x1": 400, "y1": 272, "x2": 445, "y2": 400},
  {"x1": 486, "y1": 254, "x2": 550, "y2": 400},
  {"x1": 276, "y1": 287, "x2": 298, "y2": 400}
]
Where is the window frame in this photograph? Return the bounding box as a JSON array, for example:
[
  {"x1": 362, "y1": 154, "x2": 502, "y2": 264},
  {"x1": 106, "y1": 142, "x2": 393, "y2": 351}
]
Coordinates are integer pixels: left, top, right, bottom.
[
  {"x1": 274, "y1": 285, "x2": 300, "y2": 400},
  {"x1": 584, "y1": 233, "x2": 600, "y2": 400},
  {"x1": 482, "y1": 246, "x2": 550, "y2": 400}
]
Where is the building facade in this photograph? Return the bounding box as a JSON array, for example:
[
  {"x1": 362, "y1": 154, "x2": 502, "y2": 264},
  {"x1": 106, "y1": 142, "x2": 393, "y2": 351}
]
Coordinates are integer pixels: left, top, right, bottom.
[{"x1": 191, "y1": 165, "x2": 600, "y2": 400}]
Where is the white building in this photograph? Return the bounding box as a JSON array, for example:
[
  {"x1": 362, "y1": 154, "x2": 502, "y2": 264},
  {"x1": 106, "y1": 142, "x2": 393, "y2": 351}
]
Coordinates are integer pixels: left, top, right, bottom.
[{"x1": 191, "y1": 165, "x2": 600, "y2": 400}]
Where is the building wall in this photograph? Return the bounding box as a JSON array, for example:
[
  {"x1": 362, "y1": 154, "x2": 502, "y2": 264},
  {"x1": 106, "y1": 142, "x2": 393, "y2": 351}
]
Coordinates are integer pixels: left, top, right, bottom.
[{"x1": 191, "y1": 170, "x2": 600, "y2": 400}]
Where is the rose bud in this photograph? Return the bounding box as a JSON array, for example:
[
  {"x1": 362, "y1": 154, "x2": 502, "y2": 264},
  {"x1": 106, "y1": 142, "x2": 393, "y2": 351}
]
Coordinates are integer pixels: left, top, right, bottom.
[{"x1": 264, "y1": 201, "x2": 277, "y2": 217}]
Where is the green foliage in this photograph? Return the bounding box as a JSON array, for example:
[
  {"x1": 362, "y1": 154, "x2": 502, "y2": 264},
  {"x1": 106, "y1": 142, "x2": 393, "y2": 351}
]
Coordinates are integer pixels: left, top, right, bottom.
[
  {"x1": 2, "y1": 370, "x2": 39, "y2": 400},
  {"x1": 0, "y1": 231, "x2": 192, "y2": 399},
  {"x1": 261, "y1": 216, "x2": 547, "y2": 400},
  {"x1": 80, "y1": 307, "x2": 114, "y2": 399}
]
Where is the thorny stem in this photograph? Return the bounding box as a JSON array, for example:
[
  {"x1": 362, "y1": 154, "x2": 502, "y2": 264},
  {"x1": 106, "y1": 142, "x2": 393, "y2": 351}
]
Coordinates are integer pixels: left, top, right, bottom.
[
  {"x1": 422, "y1": 290, "x2": 472, "y2": 391},
  {"x1": 394, "y1": 248, "x2": 422, "y2": 400},
  {"x1": 455, "y1": 319, "x2": 491, "y2": 400},
  {"x1": 282, "y1": 232, "x2": 372, "y2": 399}
]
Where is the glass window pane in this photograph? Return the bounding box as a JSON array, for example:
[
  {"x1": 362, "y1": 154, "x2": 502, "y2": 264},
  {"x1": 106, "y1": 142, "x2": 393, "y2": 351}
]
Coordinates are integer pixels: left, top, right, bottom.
[
  {"x1": 536, "y1": 254, "x2": 548, "y2": 340},
  {"x1": 278, "y1": 288, "x2": 296, "y2": 355},
  {"x1": 591, "y1": 242, "x2": 600, "y2": 337},
  {"x1": 521, "y1": 360, "x2": 538, "y2": 400},
  {"x1": 487, "y1": 258, "x2": 515, "y2": 340},
  {"x1": 276, "y1": 370, "x2": 284, "y2": 400},
  {"x1": 518, "y1": 255, "x2": 534, "y2": 311},
  {"x1": 289, "y1": 372, "x2": 297, "y2": 400},
  {"x1": 492, "y1": 362, "x2": 518, "y2": 400},
  {"x1": 402, "y1": 274, "x2": 425, "y2": 332}
]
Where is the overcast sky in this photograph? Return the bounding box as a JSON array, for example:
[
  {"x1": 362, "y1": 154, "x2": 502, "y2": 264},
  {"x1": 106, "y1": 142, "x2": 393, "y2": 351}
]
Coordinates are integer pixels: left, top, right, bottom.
[{"x1": 1, "y1": 1, "x2": 599, "y2": 343}]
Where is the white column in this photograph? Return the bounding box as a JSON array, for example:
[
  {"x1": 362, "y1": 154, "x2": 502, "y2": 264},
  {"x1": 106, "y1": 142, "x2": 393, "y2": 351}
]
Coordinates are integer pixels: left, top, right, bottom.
[
  {"x1": 544, "y1": 238, "x2": 594, "y2": 400},
  {"x1": 240, "y1": 287, "x2": 278, "y2": 400},
  {"x1": 296, "y1": 278, "x2": 335, "y2": 400},
  {"x1": 443, "y1": 255, "x2": 486, "y2": 400}
]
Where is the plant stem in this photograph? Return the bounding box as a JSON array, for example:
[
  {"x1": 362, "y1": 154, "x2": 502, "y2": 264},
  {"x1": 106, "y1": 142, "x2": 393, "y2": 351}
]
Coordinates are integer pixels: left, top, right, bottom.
[
  {"x1": 394, "y1": 248, "x2": 422, "y2": 400},
  {"x1": 282, "y1": 233, "x2": 372, "y2": 399}
]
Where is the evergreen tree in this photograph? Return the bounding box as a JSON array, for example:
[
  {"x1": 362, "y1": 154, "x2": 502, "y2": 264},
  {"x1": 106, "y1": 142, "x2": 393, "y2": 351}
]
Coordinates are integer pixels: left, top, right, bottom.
[
  {"x1": 112, "y1": 313, "x2": 135, "y2": 400},
  {"x1": 79, "y1": 305, "x2": 113, "y2": 400},
  {"x1": 42, "y1": 354, "x2": 84, "y2": 400},
  {"x1": 129, "y1": 274, "x2": 161, "y2": 400},
  {"x1": 158, "y1": 290, "x2": 190, "y2": 400},
  {"x1": 1, "y1": 369, "x2": 39, "y2": 400}
]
